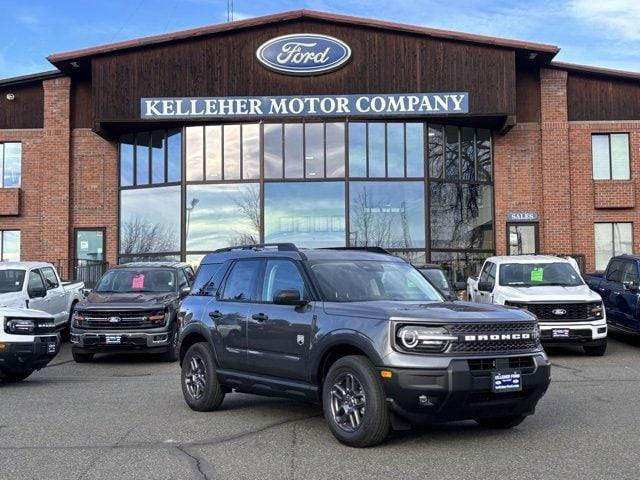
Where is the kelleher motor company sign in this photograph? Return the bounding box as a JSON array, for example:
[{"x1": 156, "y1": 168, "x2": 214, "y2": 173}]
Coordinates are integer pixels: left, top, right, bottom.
[{"x1": 140, "y1": 93, "x2": 469, "y2": 119}]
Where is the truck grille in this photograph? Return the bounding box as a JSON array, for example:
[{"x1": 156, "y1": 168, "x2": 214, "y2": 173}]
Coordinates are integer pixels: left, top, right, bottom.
[
  {"x1": 468, "y1": 356, "x2": 535, "y2": 375},
  {"x1": 80, "y1": 310, "x2": 164, "y2": 330},
  {"x1": 446, "y1": 322, "x2": 539, "y2": 354},
  {"x1": 506, "y1": 302, "x2": 599, "y2": 321}
]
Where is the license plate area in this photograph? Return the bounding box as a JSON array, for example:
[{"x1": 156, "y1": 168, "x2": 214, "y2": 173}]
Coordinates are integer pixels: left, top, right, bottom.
[
  {"x1": 552, "y1": 329, "x2": 570, "y2": 338},
  {"x1": 47, "y1": 343, "x2": 57, "y2": 354},
  {"x1": 105, "y1": 335, "x2": 122, "y2": 345},
  {"x1": 491, "y1": 370, "x2": 522, "y2": 393}
]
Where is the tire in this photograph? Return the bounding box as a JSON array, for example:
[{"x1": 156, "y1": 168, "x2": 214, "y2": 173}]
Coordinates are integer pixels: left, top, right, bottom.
[
  {"x1": 475, "y1": 414, "x2": 526, "y2": 429},
  {"x1": 181, "y1": 342, "x2": 225, "y2": 412},
  {"x1": 72, "y1": 350, "x2": 94, "y2": 363},
  {"x1": 160, "y1": 327, "x2": 179, "y2": 362},
  {"x1": 1, "y1": 369, "x2": 34, "y2": 383},
  {"x1": 584, "y1": 342, "x2": 607, "y2": 356},
  {"x1": 322, "y1": 355, "x2": 390, "y2": 448}
]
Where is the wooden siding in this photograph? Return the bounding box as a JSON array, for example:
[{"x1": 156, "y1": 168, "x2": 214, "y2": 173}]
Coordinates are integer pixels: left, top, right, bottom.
[
  {"x1": 91, "y1": 19, "x2": 517, "y2": 125},
  {"x1": 0, "y1": 83, "x2": 43, "y2": 129},
  {"x1": 71, "y1": 78, "x2": 93, "y2": 129},
  {"x1": 515, "y1": 68, "x2": 540, "y2": 123},
  {"x1": 567, "y1": 73, "x2": 640, "y2": 121}
]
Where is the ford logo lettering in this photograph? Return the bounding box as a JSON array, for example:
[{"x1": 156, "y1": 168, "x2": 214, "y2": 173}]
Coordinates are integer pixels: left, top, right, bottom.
[
  {"x1": 552, "y1": 309, "x2": 567, "y2": 316},
  {"x1": 256, "y1": 34, "x2": 351, "y2": 75},
  {"x1": 108, "y1": 316, "x2": 121, "y2": 323}
]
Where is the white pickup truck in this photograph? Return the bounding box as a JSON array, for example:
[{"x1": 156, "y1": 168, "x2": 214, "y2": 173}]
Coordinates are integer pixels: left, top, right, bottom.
[
  {"x1": 467, "y1": 255, "x2": 607, "y2": 356},
  {"x1": 0, "y1": 262, "x2": 84, "y2": 334},
  {"x1": 0, "y1": 307, "x2": 60, "y2": 382}
]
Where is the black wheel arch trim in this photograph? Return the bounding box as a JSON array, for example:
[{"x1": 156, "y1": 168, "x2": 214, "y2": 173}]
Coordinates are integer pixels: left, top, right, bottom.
[{"x1": 179, "y1": 322, "x2": 217, "y2": 365}]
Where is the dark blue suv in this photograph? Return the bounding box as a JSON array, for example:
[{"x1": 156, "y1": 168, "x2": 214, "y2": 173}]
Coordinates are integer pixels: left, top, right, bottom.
[{"x1": 178, "y1": 244, "x2": 550, "y2": 447}]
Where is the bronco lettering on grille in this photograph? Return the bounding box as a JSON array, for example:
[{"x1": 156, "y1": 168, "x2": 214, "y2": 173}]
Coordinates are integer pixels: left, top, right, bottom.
[{"x1": 463, "y1": 333, "x2": 532, "y2": 342}]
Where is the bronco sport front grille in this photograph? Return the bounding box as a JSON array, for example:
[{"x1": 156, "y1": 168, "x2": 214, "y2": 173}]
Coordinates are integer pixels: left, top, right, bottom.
[{"x1": 446, "y1": 322, "x2": 539, "y2": 354}]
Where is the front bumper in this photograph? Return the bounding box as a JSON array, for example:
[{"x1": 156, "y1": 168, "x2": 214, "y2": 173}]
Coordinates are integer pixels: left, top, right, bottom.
[
  {"x1": 70, "y1": 328, "x2": 172, "y2": 352},
  {"x1": 539, "y1": 319, "x2": 607, "y2": 346},
  {"x1": 0, "y1": 336, "x2": 60, "y2": 373},
  {"x1": 380, "y1": 353, "x2": 550, "y2": 424}
]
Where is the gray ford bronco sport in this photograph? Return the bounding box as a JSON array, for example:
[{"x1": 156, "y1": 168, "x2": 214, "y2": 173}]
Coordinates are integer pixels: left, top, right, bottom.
[{"x1": 178, "y1": 244, "x2": 550, "y2": 447}]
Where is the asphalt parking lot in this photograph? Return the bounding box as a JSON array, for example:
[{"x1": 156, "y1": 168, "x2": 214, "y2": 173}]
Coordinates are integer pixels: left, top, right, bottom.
[{"x1": 1, "y1": 334, "x2": 640, "y2": 480}]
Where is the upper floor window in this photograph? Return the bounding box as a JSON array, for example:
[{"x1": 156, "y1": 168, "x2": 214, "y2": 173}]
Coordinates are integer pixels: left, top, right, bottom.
[
  {"x1": 595, "y1": 222, "x2": 633, "y2": 270},
  {"x1": 1, "y1": 143, "x2": 22, "y2": 188},
  {"x1": 592, "y1": 133, "x2": 630, "y2": 180},
  {"x1": 0, "y1": 230, "x2": 20, "y2": 261},
  {"x1": 120, "y1": 129, "x2": 181, "y2": 187}
]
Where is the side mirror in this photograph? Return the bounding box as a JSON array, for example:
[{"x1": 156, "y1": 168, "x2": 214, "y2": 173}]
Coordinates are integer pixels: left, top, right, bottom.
[
  {"x1": 477, "y1": 281, "x2": 494, "y2": 293},
  {"x1": 179, "y1": 286, "x2": 191, "y2": 298},
  {"x1": 82, "y1": 288, "x2": 92, "y2": 298},
  {"x1": 273, "y1": 289, "x2": 306, "y2": 306},
  {"x1": 623, "y1": 281, "x2": 639, "y2": 293},
  {"x1": 453, "y1": 281, "x2": 467, "y2": 291},
  {"x1": 29, "y1": 285, "x2": 47, "y2": 299}
]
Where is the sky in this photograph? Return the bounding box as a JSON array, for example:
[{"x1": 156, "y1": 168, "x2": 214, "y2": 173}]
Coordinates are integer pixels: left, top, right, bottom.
[{"x1": 0, "y1": 0, "x2": 639, "y2": 79}]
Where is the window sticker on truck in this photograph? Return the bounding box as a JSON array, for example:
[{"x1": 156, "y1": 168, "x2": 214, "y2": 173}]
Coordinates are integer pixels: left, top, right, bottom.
[
  {"x1": 530, "y1": 267, "x2": 544, "y2": 283},
  {"x1": 131, "y1": 274, "x2": 145, "y2": 289}
]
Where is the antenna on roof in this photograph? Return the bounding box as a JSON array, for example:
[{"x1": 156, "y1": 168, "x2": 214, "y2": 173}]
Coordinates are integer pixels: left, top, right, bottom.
[{"x1": 227, "y1": 0, "x2": 234, "y2": 22}]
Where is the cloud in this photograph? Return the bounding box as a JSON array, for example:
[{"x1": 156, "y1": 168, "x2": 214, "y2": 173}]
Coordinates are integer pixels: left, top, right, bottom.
[{"x1": 568, "y1": 0, "x2": 640, "y2": 42}]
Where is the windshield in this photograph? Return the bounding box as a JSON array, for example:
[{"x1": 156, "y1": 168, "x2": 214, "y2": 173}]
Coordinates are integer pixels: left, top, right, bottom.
[
  {"x1": 95, "y1": 269, "x2": 176, "y2": 293},
  {"x1": 420, "y1": 268, "x2": 450, "y2": 291},
  {"x1": 310, "y1": 260, "x2": 443, "y2": 302},
  {"x1": 499, "y1": 262, "x2": 583, "y2": 287},
  {"x1": 0, "y1": 269, "x2": 26, "y2": 293}
]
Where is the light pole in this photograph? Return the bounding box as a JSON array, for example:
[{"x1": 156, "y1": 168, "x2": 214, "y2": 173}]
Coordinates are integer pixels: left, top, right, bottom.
[{"x1": 185, "y1": 198, "x2": 200, "y2": 242}]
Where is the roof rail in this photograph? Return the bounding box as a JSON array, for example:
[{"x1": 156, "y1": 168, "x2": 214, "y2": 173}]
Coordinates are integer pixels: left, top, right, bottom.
[
  {"x1": 212, "y1": 243, "x2": 306, "y2": 259},
  {"x1": 321, "y1": 246, "x2": 394, "y2": 255}
]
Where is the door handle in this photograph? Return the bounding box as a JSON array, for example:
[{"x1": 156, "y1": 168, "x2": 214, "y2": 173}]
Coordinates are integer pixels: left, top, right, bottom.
[
  {"x1": 209, "y1": 310, "x2": 222, "y2": 319},
  {"x1": 251, "y1": 313, "x2": 269, "y2": 323}
]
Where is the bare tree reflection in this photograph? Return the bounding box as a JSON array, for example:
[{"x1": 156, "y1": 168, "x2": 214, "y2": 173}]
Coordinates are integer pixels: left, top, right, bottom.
[
  {"x1": 121, "y1": 216, "x2": 179, "y2": 254},
  {"x1": 230, "y1": 184, "x2": 260, "y2": 246}
]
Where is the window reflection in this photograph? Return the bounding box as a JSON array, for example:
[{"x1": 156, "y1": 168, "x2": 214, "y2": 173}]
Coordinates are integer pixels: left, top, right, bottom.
[
  {"x1": 264, "y1": 124, "x2": 283, "y2": 179},
  {"x1": 120, "y1": 186, "x2": 180, "y2": 254},
  {"x1": 186, "y1": 126, "x2": 204, "y2": 181},
  {"x1": 406, "y1": 123, "x2": 424, "y2": 177},
  {"x1": 2, "y1": 143, "x2": 21, "y2": 188},
  {"x1": 430, "y1": 251, "x2": 490, "y2": 286},
  {"x1": 224, "y1": 125, "x2": 241, "y2": 180},
  {"x1": 167, "y1": 129, "x2": 182, "y2": 182},
  {"x1": 1, "y1": 230, "x2": 20, "y2": 261},
  {"x1": 120, "y1": 135, "x2": 134, "y2": 187},
  {"x1": 387, "y1": 123, "x2": 404, "y2": 177},
  {"x1": 305, "y1": 123, "x2": 324, "y2": 178},
  {"x1": 205, "y1": 125, "x2": 222, "y2": 180},
  {"x1": 477, "y1": 129, "x2": 492, "y2": 181},
  {"x1": 325, "y1": 123, "x2": 345, "y2": 177},
  {"x1": 349, "y1": 182, "x2": 425, "y2": 248},
  {"x1": 284, "y1": 124, "x2": 303, "y2": 178},
  {"x1": 348, "y1": 123, "x2": 366, "y2": 177},
  {"x1": 243, "y1": 124, "x2": 260, "y2": 180},
  {"x1": 151, "y1": 131, "x2": 165, "y2": 184},
  {"x1": 368, "y1": 123, "x2": 385, "y2": 177},
  {"x1": 445, "y1": 125, "x2": 459, "y2": 179},
  {"x1": 265, "y1": 182, "x2": 345, "y2": 248},
  {"x1": 430, "y1": 182, "x2": 494, "y2": 250},
  {"x1": 136, "y1": 132, "x2": 150, "y2": 185},
  {"x1": 186, "y1": 184, "x2": 260, "y2": 250},
  {"x1": 461, "y1": 127, "x2": 475, "y2": 181},
  {"x1": 428, "y1": 125, "x2": 443, "y2": 178}
]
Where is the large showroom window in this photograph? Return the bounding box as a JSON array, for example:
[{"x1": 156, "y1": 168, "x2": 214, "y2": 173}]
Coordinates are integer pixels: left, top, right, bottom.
[
  {"x1": 0, "y1": 230, "x2": 20, "y2": 261},
  {"x1": 0, "y1": 143, "x2": 21, "y2": 188},
  {"x1": 595, "y1": 222, "x2": 633, "y2": 270},
  {"x1": 118, "y1": 122, "x2": 493, "y2": 272}
]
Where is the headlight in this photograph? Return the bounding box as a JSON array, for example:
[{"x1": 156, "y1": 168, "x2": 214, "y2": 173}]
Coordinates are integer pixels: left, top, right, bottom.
[
  {"x1": 6, "y1": 319, "x2": 36, "y2": 334},
  {"x1": 73, "y1": 311, "x2": 85, "y2": 326},
  {"x1": 590, "y1": 303, "x2": 604, "y2": 320},
  {"x1": 395, "y1": 325, "x2": 457, "y2": 353},
  {"x1": 148, "y1": 310, "x2": 168, "y2": 325}
]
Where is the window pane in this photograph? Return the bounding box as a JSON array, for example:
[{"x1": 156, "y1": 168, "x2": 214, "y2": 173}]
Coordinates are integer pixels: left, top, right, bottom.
[
  {"x1": 326, "y1": 122, "x2": 345, "y2": 177},
  {"x1": 76, "y1": 230, "x2": 104, "y2": 262},
  {"x1": 428, "y1": 125, "x2": 444, "y2": 178},
  {"x1": 221, "y1": 259, "x2": 261, "y2": 302},
  {"x1": 348, "y1": 123, "x2": 366, "y2": 177},
  {"x1": 120, "y1": 186, "x2": 180, "y2": 254},
  {"x1": 305, "y1": 123, "x2": 324, "y2": 178},
  {"x1": 387, "y1": 123, "x2": 404, "y2": 177},
  {"x1": 186, "y1": 183, "x2": 260, "y2": 250},
  {"x1": 349, "y1": 182, "x2": 425, "y2": 248},
  {"x1": 595, "y1": 223, "x2": 613, "y2": 270},
  {"x1": 591, "y1": 135, "x2": 610, "y2": 180},
  {"x1": 242, "y1": 124, "x2": 260, "y2": 180},
  {"x1": 477, "y1": 129, "x2": 492, "y2": 181},
  {"x1": 508, "y1": 225, "x2": 536, "y2": 255},
  {"x1": 284, "y1": 124, "x2": 303, "y2": 178},
  {"x1": 260, "y1": 259, "x2": 306, "y2": 302},
  {"x1": 611, "y1": 134, "x2": 630, "y2": 180},
  {"x1": 265, "y1": 182, "x2": 345, "y2": 248},
  {"x1": 151, "y1": 131, "x2": 165, "y2": 184},
  {"x1": 368, "y1": 123, "x2": 386, "y2": 177},
  {"x1": 461, "y1": 127, "x2": 475, "y2": 180},
  {"x1": 445, "y1": 126, "x2": 459, "y2": 179},
  {"x1": 186, "y1": 126, "x2": 204, "y2": 181},
  {"x1": 135, "y1": 132, "x2": 150, "y2": 185},
  {"x1": 430, "y1": 182, "x2": 494, "y2": 250},
  {"x1": 167, "y1": 129, "x2": 182, "y2": 182},
  {"x1": 406, "y1": 123, "x2": 424, "y2": 177},
  {"x1": 430, "y1": 251, "x2": 490, "y2": 286},
  {"x1": 614, "y1": 223, "x2": 633, "y2": 256},
  {"x1": 223, "y1": 125, "x2": 241, "y2": 180},
  {"x1": 205, "y1": 125, "x2": 222, "y2": 181},
  {"x1": 3, "y1": 143, "x2": 21, "y2": 187},
  {"x1": 264, "y1": 124, "x2": 283, "y2": 179},
  {"x1": 1, "y1": 231, "x2": 20, "y2": 261},
  {"x1": 119, "y1": 135, "x2": 134, "y2": 187}
]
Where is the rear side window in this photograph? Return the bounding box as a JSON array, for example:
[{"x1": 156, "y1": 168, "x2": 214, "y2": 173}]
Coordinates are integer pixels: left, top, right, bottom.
[
  {"x1": 621, "y1": 261, "x2": 638, "y2": 284},
  {"x1": 220, "y1": 260, "x2": 262, "y2": 302},
  {"x1": 606, "y1": 260, "x2": 624, "y2": 282},
  {"x1": 191, "y1": 263, "x2": 223, "y2": 296},
  {"x1": 41, "y1": 267, "x2": 59, "y2": 289}
]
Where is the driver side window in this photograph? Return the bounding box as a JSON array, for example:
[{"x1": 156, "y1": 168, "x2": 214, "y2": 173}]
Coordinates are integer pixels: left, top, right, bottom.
[
  {"x1": 479, "y1": 262, "x2": 496, "y2": 289},
  {"x1": 260, "y1": 259, "x2": 306, "y2": 303},
  {"x1": 28, "y1": 270, "x2": 46, "y2": 296}
]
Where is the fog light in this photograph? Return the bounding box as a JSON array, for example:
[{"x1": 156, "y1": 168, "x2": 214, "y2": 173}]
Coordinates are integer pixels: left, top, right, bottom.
[
  {"x1": 418, "y1": 395, "x2": 436, "y2": 406},
  {"x1": 380, "y1": 370, "x2": 393, "y2": 379},
  {"x1": 597, "y1": 327, "x2": 606, "y2": 334},
  {"x1": 0, "y1": 343, "x2": 6, "y2": 350}
]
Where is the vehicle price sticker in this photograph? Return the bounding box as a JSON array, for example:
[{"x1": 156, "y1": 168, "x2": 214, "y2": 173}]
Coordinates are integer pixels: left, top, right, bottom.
[
  {"x1": 105, "y1": 335, "x2": 122, "y2": 344},
  {"x1": 552, "y1": 329, "x2": 570, "y2": 338},
  {"x1": 491, "y1": 371, "x2": 522, "y2": 393},
  {"x1": 131, "y1": 274, "x2": 145, "y2": 289}
]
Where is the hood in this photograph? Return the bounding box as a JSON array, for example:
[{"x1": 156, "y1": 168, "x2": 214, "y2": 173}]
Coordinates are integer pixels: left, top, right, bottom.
[
  {"x1": 80, "y1": 291, "x2": 177, "y2": 310},
  {"x1": 0, "y1": 306, "x2": 54, "y2": 319},
  {"x1": 0, "y1": 292, "x2": 27, "y2": 308},
  {"x1": 498, "y1": 284, "x2": 601, "y2": 302},
  {"x1": 323, "y1": 300, "x2": 534, "y2": 323}
]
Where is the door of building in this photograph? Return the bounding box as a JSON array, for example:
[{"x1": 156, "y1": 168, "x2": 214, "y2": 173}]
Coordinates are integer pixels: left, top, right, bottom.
[
  {"x1": 74, "y1": 229, "x2": 106, "y2": 288},
  {"x1": 507, "y1": 223, "x2": 539, "y2": 255}
]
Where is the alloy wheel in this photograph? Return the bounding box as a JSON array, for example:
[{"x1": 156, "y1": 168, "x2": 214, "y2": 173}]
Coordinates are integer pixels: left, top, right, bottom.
[
  {"x1": 184, "y1": 355, "x2": 207, "y2": 399},
  {"x1": 329, "y1": 372, "x2": 367, "y2": 432}
]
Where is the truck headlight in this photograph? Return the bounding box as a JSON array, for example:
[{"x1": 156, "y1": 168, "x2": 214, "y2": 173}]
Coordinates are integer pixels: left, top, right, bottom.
[
  {"x1": 6, "y1": 319, "x2": 36, "y2": 334},
  {"x1": 590, "y1": 303, "x2": 604, "y2": 320},
  {"x1": 72, "y1": 312, "x2": 85, "y2": 326},
  {"x1": 395, "y1": 325, "x2": 456, "y2": 353},
  {"x1": 148, "y1": 310, "x2": 168, "y2": 325}
]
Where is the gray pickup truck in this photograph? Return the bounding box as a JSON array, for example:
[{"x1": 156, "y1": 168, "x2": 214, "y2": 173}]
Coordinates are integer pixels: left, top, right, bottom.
[{"x1": 178, "y1": 244, "x2": 551, "y2": 447}]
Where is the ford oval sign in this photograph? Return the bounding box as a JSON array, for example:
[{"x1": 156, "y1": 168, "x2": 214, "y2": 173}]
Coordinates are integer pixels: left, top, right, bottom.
[{"x1": 256, "y1": 33, "x2": 351, "y2": 75}]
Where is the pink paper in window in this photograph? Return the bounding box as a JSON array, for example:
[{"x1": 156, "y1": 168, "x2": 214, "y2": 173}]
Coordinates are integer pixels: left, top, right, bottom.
[{"x1": 132, "y1": 274, "x2": 145, "y2": 289}]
